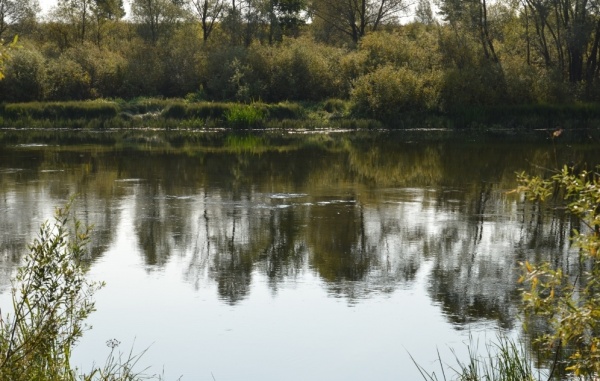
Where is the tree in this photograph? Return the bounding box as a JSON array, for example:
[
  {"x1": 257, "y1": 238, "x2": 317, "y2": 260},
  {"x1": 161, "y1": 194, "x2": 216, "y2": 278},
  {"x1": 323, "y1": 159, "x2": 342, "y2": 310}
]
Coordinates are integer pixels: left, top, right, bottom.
[
  {"x1": 268, "y1": 0, "x2": 306, "y2": 42},
  {"x1": 189, "y1": 0, "x2": 225, "y2": 42},
  {"x1": 520, "y1": 0, "x2": 600, "y2": 84},
  {"x1": 0, "y1": 0, "x2": 39, "y2": 39},
  {"x1": 308, "y1": 0, "x2": 409, "y2": 44},
  {"x1": 131, "y1": 0, "x2": 186, "y2": 44},
  {"x1": 437, "y1": 0, "x2": 499, "y2": 63},
  {"x1": 91, "y1": 0, "x2": 125, "y2": 45},
  {"x1": 51, "y1": 0, "x2": 93, "y2": 44},
  {"x1": 415, "y1": 0, "x2": 434, "y2": 25},
  {"x1": 221, "y1": 0, "x2": 266, "y2": 46}
]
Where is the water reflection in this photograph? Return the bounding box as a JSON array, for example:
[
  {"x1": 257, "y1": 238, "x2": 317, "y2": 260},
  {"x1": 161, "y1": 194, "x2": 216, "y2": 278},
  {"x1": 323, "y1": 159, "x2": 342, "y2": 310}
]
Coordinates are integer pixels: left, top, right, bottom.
[{"x1": 0, "y1": 130, "x2": 597, "y2": 329}]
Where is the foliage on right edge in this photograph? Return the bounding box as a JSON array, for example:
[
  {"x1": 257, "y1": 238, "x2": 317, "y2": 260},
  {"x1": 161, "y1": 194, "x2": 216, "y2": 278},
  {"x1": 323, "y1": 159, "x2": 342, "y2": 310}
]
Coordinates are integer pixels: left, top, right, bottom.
[{"x1": 517, "y1": 165, "x2": 600, "y2": 378}]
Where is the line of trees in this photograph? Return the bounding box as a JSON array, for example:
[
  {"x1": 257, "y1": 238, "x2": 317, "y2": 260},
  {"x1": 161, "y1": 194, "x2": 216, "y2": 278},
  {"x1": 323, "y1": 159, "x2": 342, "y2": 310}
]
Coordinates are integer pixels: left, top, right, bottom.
[{"x1": 2, "y1": 0, "x2": 600, "y2": 120}]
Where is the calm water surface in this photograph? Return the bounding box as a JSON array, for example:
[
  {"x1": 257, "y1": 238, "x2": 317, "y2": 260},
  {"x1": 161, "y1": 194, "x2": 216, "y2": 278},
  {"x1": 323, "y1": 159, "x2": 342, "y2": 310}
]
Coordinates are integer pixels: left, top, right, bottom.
[{"x1": 0, "y1": 129, "x2": 597, "y2": 380}]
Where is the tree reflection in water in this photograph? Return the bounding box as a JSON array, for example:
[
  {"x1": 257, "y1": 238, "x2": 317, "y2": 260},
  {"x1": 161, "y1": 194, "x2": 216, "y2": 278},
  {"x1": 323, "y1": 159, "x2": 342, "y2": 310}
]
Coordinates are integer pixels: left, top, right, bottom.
[{"x1": 0, "y1": 130, "x2": 597, "y2": 328}]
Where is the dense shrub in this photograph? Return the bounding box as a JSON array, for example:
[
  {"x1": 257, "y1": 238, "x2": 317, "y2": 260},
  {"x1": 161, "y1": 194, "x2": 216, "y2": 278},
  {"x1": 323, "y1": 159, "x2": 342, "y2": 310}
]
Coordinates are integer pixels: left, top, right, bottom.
[
  {"x1": 351, "y1": 65, "x2": 438, "y2": 122},
  {"x1": 256, "y1": 37, "x2": 347, "y2": 101},
  {"x1": 199, "y1": 38, "x2": 346, "y2": 103},
  {"x1": 159, "y1": 27, "x2": 204, "y2": 97},
  {"x1": 46, "y1": 56, "x2": 92, "y2": 100},
  {"x1": 119, "y1": 43, "x2": 165, "y2": 98},
  {"x1": 358, "y1": 31, "x2": 413, "y2": 69},
  {"x1": 200, "y1": 45, "x2": 254, "y2": 101},
  {"x1": 438, "y1": 65, "x2": 507, "y2": 112},
  {"x1": 0, "y1": 47, "x2": 47, "y2": 102}
]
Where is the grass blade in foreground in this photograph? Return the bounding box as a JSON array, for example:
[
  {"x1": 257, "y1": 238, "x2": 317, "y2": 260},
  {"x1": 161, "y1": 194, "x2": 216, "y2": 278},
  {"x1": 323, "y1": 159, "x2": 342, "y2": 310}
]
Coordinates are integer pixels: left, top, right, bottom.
[{"x1": 411, "y1": 334, "x2": 544, "y2": 381}]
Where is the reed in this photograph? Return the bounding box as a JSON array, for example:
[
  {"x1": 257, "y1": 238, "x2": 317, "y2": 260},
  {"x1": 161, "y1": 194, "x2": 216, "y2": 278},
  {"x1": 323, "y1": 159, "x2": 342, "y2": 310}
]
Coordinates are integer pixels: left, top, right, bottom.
[
  {"x1": 225, "y1": 104, "x2": 266, "y2": 128},
  {"x1": 412, "y1": 334, "x2": 544, "y2": 381}
]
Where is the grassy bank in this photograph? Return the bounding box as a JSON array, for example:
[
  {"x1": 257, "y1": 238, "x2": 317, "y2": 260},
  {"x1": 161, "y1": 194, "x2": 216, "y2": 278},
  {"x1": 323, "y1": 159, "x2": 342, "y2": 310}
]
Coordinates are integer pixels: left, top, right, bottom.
[
  {"x1": 2, "y1": 98, "x2": 600, "y2": 130},
  {"x1": 0, "y1": 98, "x2": 375, "y2": 130}
]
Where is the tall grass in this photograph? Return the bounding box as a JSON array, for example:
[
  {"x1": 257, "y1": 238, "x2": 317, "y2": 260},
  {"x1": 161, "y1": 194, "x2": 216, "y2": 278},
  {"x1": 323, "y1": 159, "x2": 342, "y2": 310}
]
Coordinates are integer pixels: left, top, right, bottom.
[
  {"x1": 412, "y1": 334, "x2": 544, "y2": 381},
  {"x1": 7, "y1": 98, "x2": 598, "y2": 130},
  {"x1": 1, "y1": 100, "x2": 119, "y2": 120},
  {"x1": 225, "y1": 104, "x2": 266, "y2": 128}
]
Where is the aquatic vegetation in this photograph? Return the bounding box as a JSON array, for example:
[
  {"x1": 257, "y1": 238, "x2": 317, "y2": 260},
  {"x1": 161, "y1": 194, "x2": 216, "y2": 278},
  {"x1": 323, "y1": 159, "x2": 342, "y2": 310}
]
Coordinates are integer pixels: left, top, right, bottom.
[
  {"x1": 225, "y1": 104, "x2": 266, "y2": 128},
  {"x1": 412, "y1": 334, "x2": 542, "y2": 381}
]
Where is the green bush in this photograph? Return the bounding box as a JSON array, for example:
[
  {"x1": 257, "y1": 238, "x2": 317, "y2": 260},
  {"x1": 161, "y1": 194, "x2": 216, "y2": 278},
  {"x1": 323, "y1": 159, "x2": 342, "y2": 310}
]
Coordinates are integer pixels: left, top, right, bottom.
[
  {"x1": 351, "y1": 65, "x2": 435, "y2": 123},
  {"x1": 0, "y1": 46, "x2": 47, "y2": 102},
  {"x1": 159, "y1": 27, "x2": 204, "y2": 98},
  {"x1": 46, "y1": 56, "x2": 93, "y2": 100},
  {"x1": 438, "y1": 65, "x2": 507, "y2": 112},
  {"x1": 0, "y1": 203, "x2": 102, "y2": 381},
  {"x1": 119, "y1": 43, "x2": 165, "y2": 98},
  {"x1": 517, "y1": 166, "x2": 600, "y2": 378},
  {"x1": 200, "y1": 45, "x2": 250, "y2": 101},
  {"x1": 257, "y1": 37, "x2": 346, "y2": 102}
]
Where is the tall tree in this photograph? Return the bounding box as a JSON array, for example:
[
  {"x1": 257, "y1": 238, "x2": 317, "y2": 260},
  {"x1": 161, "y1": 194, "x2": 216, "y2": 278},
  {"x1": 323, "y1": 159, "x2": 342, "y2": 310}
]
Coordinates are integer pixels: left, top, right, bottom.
[
  {"x1": 521, "y1": 0, "x2": 599, "y2": 83},
  {"x1": 308, "y1": 0, "x2": 409, "y2": 44},
  {"x1": 131, "y1": 0, "x2": 186, "y2": 43},
  {"x1": 438, "y1": 0, "x2": 499, "y2": 63},
  {"x1": 91, "y1": 0, "x2": 125, "y2": 45},
  {"x1": 415, "y1": 0, "x2": 434, "y2": 24},
  {"x1": 189, "y1": 0, "x2": 225, "y2": 42},
  {"x1": 0, "y1": 0, "x2": 39, "y2": 39},
  {"x1": 268, "y1": 0, "x2": 306, "y2": 42},
  {"x1": 52, "y1": 0, "x2": 93, "y2": 44},
  {"x1": 222, "y1": 0, "x2": 265, "y2": 46}
]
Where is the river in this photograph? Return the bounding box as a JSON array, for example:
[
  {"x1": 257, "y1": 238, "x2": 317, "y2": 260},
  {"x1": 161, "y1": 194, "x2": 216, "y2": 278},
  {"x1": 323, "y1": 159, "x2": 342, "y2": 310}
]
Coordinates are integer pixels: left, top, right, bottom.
[{"x1": 0, "y1": 128, "x2": 597, "y2": 380}]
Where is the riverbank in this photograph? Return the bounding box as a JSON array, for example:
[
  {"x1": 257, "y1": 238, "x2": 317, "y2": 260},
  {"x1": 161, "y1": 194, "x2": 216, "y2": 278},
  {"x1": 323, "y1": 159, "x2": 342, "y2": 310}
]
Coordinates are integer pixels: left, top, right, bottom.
[{"x1": 2, "y1": 99, "x2": 600, "y2": 131}]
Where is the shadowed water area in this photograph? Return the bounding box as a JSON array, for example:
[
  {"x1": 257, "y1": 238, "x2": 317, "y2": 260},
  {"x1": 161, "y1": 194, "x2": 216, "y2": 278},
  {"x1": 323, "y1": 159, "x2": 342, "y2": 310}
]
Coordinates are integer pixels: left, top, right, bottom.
[{"x1": 0, "y1": 129, "x2": 598, "y2": 380}]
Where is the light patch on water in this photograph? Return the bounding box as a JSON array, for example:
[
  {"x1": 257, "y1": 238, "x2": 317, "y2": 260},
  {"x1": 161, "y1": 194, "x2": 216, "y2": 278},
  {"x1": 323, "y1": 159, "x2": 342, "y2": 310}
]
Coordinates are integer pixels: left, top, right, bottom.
[
  {"x1": 269, "y1": 193, "x2": 308, "y2": 199},
  {"x1": 0, "y1": 168, "x2": 24, "y2": 174},
  {"x1": 163, "y1": 195, "x2": 195, "y2": 200},
  {"x1": 114, "y1": 178, "x2": 145, "y2": 183},
  {"x1": 316, "y1": 200, "x2": 356, "y2": 205}
]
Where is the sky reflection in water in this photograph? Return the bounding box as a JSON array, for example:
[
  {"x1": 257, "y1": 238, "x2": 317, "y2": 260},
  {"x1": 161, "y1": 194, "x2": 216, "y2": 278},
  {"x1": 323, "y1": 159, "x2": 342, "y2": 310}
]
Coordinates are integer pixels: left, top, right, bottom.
[{"x1": 0, "y1": 130, "x2": 594, "y2": 380}]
